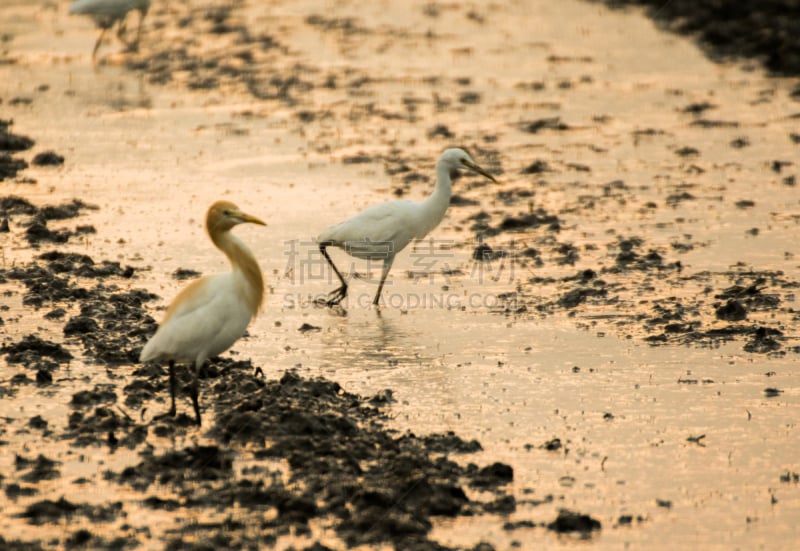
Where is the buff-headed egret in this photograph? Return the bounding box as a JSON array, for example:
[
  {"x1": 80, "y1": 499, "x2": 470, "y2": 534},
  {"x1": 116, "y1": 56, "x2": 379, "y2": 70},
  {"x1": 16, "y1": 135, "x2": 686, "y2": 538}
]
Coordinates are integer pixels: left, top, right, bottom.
[
  {"x1": 318, "y1": 148, "x2": 496, "y2": 307},
  {"x1": 69, "y1": 0, "x2": 151, "y2": 60},
  {"x1": 139, "y1": 201, "x2": 266, "y2": 426}
]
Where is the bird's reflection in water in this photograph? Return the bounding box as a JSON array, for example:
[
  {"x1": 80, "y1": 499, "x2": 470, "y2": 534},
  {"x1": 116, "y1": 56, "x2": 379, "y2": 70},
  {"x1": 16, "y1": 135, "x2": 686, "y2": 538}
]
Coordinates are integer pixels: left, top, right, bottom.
[
  {"x1": 319, "y1": 310, "x2": 428, "y2": 373},
  {"x1": 70, "y1": 64, "x2": 152, "y2": 110},
  {"x1": 104, "y1": 71, "x2": 152, "y2": 110}
]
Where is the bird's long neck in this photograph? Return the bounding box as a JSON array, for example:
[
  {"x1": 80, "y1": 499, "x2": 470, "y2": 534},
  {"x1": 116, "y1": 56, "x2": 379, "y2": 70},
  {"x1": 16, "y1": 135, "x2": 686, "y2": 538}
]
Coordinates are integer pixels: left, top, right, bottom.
[
  {"x1": 417, "y1": 160, "x2": 453, "y2": 237},
  {"x1": 210, "y1": 229, "x2": 264, "y2": 316}
]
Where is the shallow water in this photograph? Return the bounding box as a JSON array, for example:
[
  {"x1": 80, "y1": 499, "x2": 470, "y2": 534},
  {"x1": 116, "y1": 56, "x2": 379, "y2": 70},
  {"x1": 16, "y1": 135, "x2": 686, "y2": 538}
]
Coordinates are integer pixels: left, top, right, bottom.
[{"x1": 2, "y1": 0, "x2": 800, "y2": 549}]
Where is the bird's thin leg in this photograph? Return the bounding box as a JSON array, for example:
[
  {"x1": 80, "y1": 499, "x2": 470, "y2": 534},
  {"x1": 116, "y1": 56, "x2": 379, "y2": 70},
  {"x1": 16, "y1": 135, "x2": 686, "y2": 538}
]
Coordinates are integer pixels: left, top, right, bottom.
[
  {"x1": 168, "y1": 360, "x2": 177, "y2": 416},
  {"x1": 320, "y1": 243, "x2": 348, "y2": 306},
  {"x1": 133, "y1": 13, "x2": 145, "y2": 51},
  {"x1": 91, "y1": 28, "x2": 107, "y2": 61},
  {"x1": 154, "y1": 360, "x2": 177, "y2": 421},
  {"x1": 116, "y1": 15, "x2": 142, "y2": 51},
  {"x1": 372, "y1": 257, "x2": 395, "y2": 306},
  {"x1": 190, "y1": 367, "x2": 201, "y2": 426},
  {"x1": 116, "y1": 19, "x2": 128, "y2": 45}
]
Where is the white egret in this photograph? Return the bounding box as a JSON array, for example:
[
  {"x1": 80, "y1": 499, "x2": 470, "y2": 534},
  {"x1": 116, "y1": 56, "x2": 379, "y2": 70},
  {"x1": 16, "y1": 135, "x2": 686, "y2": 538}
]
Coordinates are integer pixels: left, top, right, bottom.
[
  {"x1": 318, "y1": 148, "x2": 496, "y2": 307},
  {"x1": 139, "y1": 201, "x2": 266, "y2": 426},
  {"x1": 68, "y1": 0, "x2": 151, "y2": 60}
]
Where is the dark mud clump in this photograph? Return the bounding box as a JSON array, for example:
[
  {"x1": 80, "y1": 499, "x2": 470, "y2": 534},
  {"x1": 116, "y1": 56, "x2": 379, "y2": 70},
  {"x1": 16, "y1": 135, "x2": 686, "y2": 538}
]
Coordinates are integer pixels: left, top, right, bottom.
[
  {"x1": 595, "y1": 0, "x2": 800, "y2": 78},
  {"x1": 3, "y1": 259, "x2": 154, "y2": 362},
  {"x1": 0, "y1": 195, "x2": 38, "y2": 215},
  {"x1": 64, "y1": 287, "x2": 157, "y2": 364},
  {"x1": 1, "y1": 334, "x2": 72, "y2": 363},
  {"x1": 547, "y1": 509, "x2": 602, "y2": 535},
  {"x1": 219, "y1": 370, "x2": 514, "y2": 547},
  {"x1": 715, "y1": 299, "x2": 747, "y2": 321},
  {"x1": 518, "y1": 117, "x2": 570, "y2": 134},
  {"x1": 18, "y1": 497, "x2": 122, "y2": 526},
  {"x1": 494, "y1": 203, "x2": 795, "y2": 353},
  {"x1": 104, "y1": 368, "x2": 516, "y2": 549},
  {"x1": 0, "y1": 196, "x2": 99, "y2": 247},
  {"x1": 31, "y1": 151, "x2": 64, "y2": 167},
  {"x1": 15, "y1": 454, "x2": 61, "y2": 483},
  {"x1": 172, "y1": 267, "x2": 201, "y2": 280},
  {"x1": 497, "y1": 210, "x2": 560, "y2": 234},
  {"x1": 0, "y1": 119, "x2": 35, "y2": 151},
  {"x1": 2, "y1": 334, "x2": 73, "y2": 370},
  {"x1": 611, "y1": 237, "x2": 680, "y2": 273},
  {"x1": 0, "y1": 120, "x2": 34, "y2": 180},
  {"x1": 678, "y1": 279, "x2": 787, "y2": 351},
  {"x1": 125, "y1": 2, "x2": 291, "y2": 99},
  {"x1": 0, "y1": 199, "x2": 157, "y2": 370},
  {"x1": 558, "y1": 286, "x2": 608, "y2": 309},
  {"x1": 67, "y1": 405, "x2": 148, "y2": 449},
  {"x1": 0, "y1": 152, "x2": 28, "y2": 180},
  {"x1": 743, "y1": 327, "x2": 783, "y2": 354}
]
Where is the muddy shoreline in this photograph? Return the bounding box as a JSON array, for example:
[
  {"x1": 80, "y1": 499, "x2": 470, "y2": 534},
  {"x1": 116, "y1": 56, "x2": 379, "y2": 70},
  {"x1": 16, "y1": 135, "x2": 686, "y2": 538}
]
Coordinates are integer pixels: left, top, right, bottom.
[
  {"x1": 107, "y1": 0, "x2": 799, "y2": 355},
  {"x1": 2, "y1": 0, "x2": 799, "y2": 548},
  {"x1": 0, "y1": 197, "x2": 597, "y2": 548},
  {"x1": 594, "y1": 0, "x2": 800, "y2": 78}
]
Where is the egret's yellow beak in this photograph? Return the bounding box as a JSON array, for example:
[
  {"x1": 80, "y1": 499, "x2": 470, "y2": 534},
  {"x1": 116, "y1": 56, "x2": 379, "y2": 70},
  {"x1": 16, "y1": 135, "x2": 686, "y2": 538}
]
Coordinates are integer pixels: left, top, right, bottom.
[
  {"x1": 462, "y1": 159, "x2": 497, "y2": 183},
  {"x1": 238, "y1": 211, "x2": 267, "y2": 226}
]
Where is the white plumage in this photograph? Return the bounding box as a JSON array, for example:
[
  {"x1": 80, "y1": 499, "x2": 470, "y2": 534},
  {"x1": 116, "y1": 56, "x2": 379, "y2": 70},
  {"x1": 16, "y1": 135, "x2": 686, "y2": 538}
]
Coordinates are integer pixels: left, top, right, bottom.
[
  {"x1": 69, "y1": 0, "x2": 151, "y2": 59},
  {"x1": 140, "y1": 201, "x2": 265, "y2": 425},
  {"x1": 141, "y1": 274, "x2": 253, "y2": 365},
  {"x1": 318, "y1": 148, "x2": 496, "y2": 307}
]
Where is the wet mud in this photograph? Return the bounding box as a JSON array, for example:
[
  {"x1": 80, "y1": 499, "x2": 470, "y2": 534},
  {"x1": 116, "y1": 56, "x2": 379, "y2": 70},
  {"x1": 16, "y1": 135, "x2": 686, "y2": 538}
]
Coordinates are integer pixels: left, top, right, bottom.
[
  {"x1": 0, "y1": 120, "x2": 34, "y2": 181},
  {"x1": 595, "y1": 0, "x2": 800, "y2": 77},
  {"x1": 98, "y1": 0, "x2": 800, "y2": 356},
  {"x1": 1, "y1": 0, "x2": 799, "y2": 549},
  {"x1": 0, "y1": 199, "x2": 532, "y2": 549}
]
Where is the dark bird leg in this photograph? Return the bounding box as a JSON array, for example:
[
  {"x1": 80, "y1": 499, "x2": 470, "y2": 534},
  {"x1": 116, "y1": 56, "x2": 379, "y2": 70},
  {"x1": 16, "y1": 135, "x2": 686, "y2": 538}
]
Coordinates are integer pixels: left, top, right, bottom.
[
  {"x1": 373, "y1": 257, "x2": 395, "y2": 306},
  {"x1": 320, "y1": 243, "x2": 348, "y2": 306},
  {"x1": 154, "y1": 359, "x2": 177, "y2": 420},
  {"x1": 190, "y1": 367, "x2": 201, "y2": 426},
  {"x1": 117, "y1": 13, "x2": 145, "y2": 52},
  {"x1": 168, "y1": 360, "x2": 177, "y2": 416},
  {"x1": 91, "y1": 27, "x2": 107, "y2": 61},
  {"x1": 116, "y1": 18, "x2": 131, "y2": 48},
  {"x1": 133, "y1": 12, "x2": 146, "y2": 51}
]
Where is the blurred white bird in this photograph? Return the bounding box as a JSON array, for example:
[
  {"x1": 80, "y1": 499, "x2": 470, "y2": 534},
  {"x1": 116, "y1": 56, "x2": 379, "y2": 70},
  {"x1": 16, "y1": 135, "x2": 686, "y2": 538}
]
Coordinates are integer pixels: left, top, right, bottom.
[
  {"x1": 318, "y1": 148, "x2": 496, "y2": 307},
  {"x1": 68, "y1": 0, "x2": 151, "y2": 60},
  {"x1": 139, "y1": 201, "x2": 266, "y2": 426}
]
